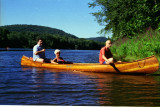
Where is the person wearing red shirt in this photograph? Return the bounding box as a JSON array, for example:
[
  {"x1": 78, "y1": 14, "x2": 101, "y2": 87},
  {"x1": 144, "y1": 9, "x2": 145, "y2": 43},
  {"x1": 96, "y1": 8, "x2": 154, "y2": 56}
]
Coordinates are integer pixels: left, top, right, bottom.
[{"x1": 99, "y1": 40, "x2": 114, "y2": 64}]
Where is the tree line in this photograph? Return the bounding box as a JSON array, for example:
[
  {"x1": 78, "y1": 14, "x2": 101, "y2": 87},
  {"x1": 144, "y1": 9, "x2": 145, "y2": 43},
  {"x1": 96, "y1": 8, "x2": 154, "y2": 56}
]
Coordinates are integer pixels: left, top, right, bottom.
[{"x1": 0, "y1": 27, "x2": 104, "y2": 50}]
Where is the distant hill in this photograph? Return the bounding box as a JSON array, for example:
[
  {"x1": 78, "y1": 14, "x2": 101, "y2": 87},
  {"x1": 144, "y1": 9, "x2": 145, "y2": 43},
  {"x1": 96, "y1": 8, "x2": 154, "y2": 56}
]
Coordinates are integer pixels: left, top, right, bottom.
[
  {"x1": 0, "y1": 24, "x2": 105, "y2": 49},
  {"x1": 87, "y1": 37, "x2": 107, "y2": 42},
  {"x1": 0, "y1": 24, "x2": 78, "y2": 39}
]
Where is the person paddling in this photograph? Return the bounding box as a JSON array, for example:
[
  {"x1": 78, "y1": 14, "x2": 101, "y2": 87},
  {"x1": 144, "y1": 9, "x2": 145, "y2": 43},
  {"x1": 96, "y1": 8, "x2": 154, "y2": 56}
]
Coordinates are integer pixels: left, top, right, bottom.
[
  {"x1": 33, "y1": 38, "x2": 51, "y2": 63},
  {"x1": 99, "y1": 40, "x2": 121, "y2": 64}
]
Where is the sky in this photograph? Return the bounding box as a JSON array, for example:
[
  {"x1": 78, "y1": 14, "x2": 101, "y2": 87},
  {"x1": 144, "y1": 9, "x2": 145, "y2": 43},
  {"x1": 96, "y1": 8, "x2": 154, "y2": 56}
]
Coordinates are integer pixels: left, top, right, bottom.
[{"x1": 1, "y1": 0, "x2": 111, "y2": 38}]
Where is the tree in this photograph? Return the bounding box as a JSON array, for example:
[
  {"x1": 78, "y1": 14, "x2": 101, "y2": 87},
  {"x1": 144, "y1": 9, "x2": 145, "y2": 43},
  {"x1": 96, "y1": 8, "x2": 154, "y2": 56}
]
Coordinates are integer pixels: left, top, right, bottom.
[
  {"x1": 89, "y1": 0, "x2": 160, "y2": 39},
  {"x1": 0, "y1": 28, "x2": 10, "y2": 47}
]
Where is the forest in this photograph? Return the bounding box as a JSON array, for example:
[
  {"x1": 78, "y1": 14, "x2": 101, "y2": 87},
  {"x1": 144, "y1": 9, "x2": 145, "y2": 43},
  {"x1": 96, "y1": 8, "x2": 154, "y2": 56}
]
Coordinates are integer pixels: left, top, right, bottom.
[
  {"x1": 0, "y1": 25, "x2": 105, "y2": 50},
  {"x1": 89, "y1": 0, "x2": 160, "y2": 40}
]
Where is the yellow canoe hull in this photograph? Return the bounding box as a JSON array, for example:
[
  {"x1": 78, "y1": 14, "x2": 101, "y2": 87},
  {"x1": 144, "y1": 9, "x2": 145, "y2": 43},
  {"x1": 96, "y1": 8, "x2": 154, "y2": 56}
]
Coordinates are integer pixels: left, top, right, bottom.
[{"x1": 21, "y1": 55, "x2": 159, "y2": 74}]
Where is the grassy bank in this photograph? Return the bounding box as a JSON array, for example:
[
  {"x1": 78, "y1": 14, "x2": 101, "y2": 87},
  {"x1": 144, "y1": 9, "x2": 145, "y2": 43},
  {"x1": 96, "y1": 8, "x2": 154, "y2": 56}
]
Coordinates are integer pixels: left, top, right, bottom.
[{"x1": 111, "y1": 30, "x2": 160, "y2": 62}]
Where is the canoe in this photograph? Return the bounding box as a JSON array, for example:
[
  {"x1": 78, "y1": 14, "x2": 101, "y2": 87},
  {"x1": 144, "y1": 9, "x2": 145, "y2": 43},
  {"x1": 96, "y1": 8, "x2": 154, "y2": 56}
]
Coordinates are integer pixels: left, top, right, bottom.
[{"x1": 21, "y1": 55, "x2": 159, "y2": 74}]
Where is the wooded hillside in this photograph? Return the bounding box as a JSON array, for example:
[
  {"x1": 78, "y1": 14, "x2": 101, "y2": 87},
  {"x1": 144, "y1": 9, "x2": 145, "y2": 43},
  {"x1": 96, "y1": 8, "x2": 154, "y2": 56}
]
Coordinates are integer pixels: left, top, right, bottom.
[
  {"x1": 1, "y1": 24, "x2": 78, "y2": 39},
  {"x1": 0, "y1": 24, "x2": 104, "y2": 50}
]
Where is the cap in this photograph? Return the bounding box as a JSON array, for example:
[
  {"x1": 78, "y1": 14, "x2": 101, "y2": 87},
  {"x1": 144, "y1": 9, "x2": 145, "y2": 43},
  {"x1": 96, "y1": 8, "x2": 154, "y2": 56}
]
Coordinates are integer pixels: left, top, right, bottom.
[{"x1": 54, "y1": 49, "x2": 60, "y2": 54}]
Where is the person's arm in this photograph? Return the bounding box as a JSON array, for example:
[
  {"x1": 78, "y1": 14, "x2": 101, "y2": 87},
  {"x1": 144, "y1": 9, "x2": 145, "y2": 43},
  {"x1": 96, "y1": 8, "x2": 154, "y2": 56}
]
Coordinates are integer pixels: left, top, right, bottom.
[
  {"x1": 51, "y1": 58, "x2": 58, "y2": 64},
  {"x1": 59, "y1": 57, "x2": 64, "y2": 61},
  {"x1": 51, "y1": 60, "x2": 58, "y2": 64},
  {"x1": 101, "y1": 48, "x2": 109, "y2": 62},
  {"x1": 102, "y1": 55, "x2": 109, "y2": 62},
  {"x1": 35, "y1": 49, "x2": 45, "y2": 55},
  {"x1": 52, "y1": 58, "x2": 57, "y2": 62}
]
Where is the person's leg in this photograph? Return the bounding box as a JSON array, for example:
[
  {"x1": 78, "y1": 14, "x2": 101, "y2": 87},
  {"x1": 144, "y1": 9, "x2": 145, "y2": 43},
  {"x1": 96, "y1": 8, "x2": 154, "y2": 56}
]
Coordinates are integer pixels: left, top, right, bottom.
[
  {"x1": 105, "y1": 58, "x2": 114, "y2": 64},
  {"x1": 44, "y1": 58, "x2": 51, "y2": 63},
  {"x1": 103, "y1": 61, "x2": 106, "y2": 64},
  {"x1": 108, "y1": 58, "x2": 114, "y2": 63},
  {"x1": 35, "y1": 58, "x2": 44, "y2": 63}
]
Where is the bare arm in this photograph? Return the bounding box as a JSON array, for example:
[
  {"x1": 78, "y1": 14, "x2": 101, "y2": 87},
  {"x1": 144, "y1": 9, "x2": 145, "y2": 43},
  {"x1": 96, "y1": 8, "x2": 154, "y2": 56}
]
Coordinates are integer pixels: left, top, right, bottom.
[
  {"x1": 102, "y1": 55, "x2": 109, "y2": 62},
  {"x1": 51, "y1": 60, "x2": 58, "y2": 64},
  {"x1": 51, "y1": 58, "x2": 58, "y2": 64},
  {"x1": 34, "y1": 49, "x2": 45, "y2": 55}
]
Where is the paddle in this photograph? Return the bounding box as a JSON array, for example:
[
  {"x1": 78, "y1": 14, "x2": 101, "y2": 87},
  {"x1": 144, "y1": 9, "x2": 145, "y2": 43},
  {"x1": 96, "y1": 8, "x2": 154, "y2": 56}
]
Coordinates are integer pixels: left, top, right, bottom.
[{"x1": 110, "y1": 63, "x2": 121, "y2": 73}]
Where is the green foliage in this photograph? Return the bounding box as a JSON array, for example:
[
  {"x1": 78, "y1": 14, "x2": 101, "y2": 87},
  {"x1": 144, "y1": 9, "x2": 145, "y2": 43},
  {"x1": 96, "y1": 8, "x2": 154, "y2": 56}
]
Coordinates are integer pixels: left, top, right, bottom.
[
  {"x1": 0, "y1": 28, "x2": 10, "y2": 47},
  {"x1": 0, "y1": 27, "x2": 104, "y2": 50},
  {"x1": 1, "y1": 24, "x2": 78, "y2": 39},
  {"x1": 111, "y1": 30, "x2": 160, "y2": 61},
  {"x1": 89, "y1": 0, "x2": 160, "y2": 39}
]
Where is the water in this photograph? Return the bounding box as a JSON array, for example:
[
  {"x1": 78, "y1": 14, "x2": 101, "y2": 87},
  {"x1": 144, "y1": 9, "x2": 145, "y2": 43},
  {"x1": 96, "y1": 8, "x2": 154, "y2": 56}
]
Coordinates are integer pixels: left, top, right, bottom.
[{"x1": 0, "y1": 49, "x2": 160, "y2": 106}]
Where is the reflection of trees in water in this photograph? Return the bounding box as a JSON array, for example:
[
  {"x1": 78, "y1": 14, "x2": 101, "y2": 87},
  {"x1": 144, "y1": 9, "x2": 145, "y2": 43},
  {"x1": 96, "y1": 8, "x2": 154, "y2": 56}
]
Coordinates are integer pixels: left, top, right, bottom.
[
  {"x1": 77, "y1": 72, "x2": 159, "y2": 106},
  {"x1": 109, "y1": 75, "x2": 158, "y2": 106}
]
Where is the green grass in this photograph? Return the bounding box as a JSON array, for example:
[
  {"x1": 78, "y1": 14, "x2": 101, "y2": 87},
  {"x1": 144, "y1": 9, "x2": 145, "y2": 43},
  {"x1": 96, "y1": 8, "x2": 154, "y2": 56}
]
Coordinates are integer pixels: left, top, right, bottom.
[{"x1": 111, "y1": 30, "x2": 160, "y2": 62}]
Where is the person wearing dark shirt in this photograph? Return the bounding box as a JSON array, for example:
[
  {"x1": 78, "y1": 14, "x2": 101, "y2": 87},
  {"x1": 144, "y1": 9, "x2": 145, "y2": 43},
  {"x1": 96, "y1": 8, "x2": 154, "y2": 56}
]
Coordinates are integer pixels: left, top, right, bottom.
[{"x1": 51, "y1": 49, "x2": 73, "y2": 64}]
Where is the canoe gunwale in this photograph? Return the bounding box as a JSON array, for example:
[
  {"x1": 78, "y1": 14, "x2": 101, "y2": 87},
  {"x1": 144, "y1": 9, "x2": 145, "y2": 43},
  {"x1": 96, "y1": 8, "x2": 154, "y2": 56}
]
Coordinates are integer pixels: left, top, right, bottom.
[
  {"x1": 21, "y1": 55, "x2": 156, "y2": 65},
  {"x1": 21, "y1": 55, "x2": 159, "y2": 74}
]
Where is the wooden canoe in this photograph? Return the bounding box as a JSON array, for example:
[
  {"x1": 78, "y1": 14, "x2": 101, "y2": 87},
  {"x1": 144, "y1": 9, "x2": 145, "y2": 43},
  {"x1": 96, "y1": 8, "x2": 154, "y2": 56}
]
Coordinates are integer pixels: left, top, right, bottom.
[{"x1": 21, "y1": 55, "x2": 159, "y2": 74}]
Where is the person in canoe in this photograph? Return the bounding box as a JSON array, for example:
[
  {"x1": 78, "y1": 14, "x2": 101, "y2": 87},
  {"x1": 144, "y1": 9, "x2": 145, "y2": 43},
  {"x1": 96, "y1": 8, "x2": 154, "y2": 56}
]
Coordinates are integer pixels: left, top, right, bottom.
[
  {"x1": 33, "y1": 38, "x2": 51, "y2": 63},
  {"x1": 99, "y1": 40, "x2": 121, "y2": 64},
  {"x1": 51, "y1": 49, "x2": 73, "y2": 64}
]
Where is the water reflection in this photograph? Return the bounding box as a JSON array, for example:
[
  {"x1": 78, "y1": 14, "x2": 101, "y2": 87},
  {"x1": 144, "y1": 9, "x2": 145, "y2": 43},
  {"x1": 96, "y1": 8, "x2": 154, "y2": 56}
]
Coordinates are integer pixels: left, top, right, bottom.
[
  {"x1": 79, "y1": 72, "x2": 159, "y2": 106},
  {"x1": 21, "y1": 67, "x2": 160, "y2": 106}
]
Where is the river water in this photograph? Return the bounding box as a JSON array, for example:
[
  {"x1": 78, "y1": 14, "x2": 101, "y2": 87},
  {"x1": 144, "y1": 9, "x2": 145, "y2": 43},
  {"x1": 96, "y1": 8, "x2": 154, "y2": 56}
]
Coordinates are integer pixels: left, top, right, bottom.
[{"x1": 0, "y1": 49, "x2": 160, "y2": 106}]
